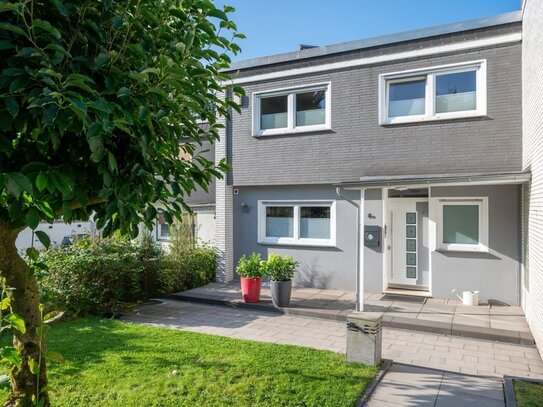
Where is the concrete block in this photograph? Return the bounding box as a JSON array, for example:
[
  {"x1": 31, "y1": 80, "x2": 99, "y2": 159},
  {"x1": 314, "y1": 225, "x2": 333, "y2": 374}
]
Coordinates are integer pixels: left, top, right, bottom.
[{"x1": 346, "y1": 311, "x2": 383, "y2": 365}]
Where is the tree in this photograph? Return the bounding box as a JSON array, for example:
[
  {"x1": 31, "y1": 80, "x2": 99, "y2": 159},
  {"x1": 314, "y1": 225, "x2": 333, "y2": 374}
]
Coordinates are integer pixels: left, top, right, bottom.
[{"x1": 0, "y1": 0, "x2": 243, "y2": 405}]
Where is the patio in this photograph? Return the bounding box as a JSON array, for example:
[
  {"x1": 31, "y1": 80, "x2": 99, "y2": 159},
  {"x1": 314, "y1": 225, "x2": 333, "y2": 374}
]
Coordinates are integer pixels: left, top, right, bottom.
[{"x1": 169, "y1": 282, "x2": 534, "y2": 345}]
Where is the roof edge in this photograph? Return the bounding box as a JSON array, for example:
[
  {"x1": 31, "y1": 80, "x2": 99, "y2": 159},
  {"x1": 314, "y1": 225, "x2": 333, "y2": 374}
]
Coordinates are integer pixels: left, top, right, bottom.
[{"x1": 226, "y1": 10, "x2": 522, "y2": 72}]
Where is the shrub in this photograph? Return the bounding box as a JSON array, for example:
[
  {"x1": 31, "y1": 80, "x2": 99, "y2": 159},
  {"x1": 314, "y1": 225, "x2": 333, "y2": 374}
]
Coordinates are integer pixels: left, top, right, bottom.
[
  {"x1": 169, "y1": 219, "x2": 196, "y2": 256},
  {"x1": 236, "y1": 253, "x2": 264, "y2": 279},
  {"x1": 39, "y1": 233, "x2": 216, "y2": 315},
  {"x1": 39, "y1": 237, "x2": 147, "y2": 315},
  {"x1": 157, "y1": 246, "x2": 217, "y2": 293},
  {"x1": 262, "y1": 254, "x2": 298, "y2": 281},
  {"x1": 138, "y1": 231, "x2": 164, "y2": 297}
]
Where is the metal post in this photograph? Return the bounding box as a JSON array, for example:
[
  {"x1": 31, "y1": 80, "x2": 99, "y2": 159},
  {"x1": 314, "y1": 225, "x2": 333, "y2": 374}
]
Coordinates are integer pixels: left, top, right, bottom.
[{"x1": 335, "y1": 187, "x2": 365, "y2": 312}]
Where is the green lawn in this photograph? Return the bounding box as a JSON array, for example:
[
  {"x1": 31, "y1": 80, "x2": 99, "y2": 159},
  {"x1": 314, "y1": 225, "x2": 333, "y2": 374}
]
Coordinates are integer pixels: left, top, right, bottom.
[
  {"x1": 1, "y1": 318, "x2": 377, "y2": 406},
  {"x1": 514, "y1": 380, "x2": 543, "y2": 407}
]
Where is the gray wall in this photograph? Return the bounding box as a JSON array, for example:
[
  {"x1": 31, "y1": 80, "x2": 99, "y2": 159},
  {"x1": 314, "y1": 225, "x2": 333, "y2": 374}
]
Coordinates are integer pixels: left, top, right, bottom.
[
  {"x1": 232, "y1": 184, "x2": 521, "y2": 303},
  {"x1": 363, "y1": 189, "x2": 385, "y2": 292},
  {"x1": 431, "y1": 185, "x2": 520, "y2": 304},
  {"x1": 233, "y1": 185, "x2": 359, "y2": 290},
  {"x1": 185, "y1": 140, "x2": 216, "y2": 206},
  {"x1": 227, "y1": 27, "x2": 522, "y2": 186},
  {"x1": 521, "y1": 0, "x2": 543, "y2": 353}
]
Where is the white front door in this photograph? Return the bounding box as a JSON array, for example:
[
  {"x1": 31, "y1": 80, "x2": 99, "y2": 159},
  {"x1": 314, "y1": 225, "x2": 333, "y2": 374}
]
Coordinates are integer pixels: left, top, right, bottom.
[{"x1": 387, "y1": 199, "x2": 429, "y2": 288}]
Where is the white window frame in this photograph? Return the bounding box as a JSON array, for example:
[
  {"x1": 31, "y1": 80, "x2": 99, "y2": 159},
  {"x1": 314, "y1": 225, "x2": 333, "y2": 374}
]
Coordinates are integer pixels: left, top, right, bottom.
[
  {"x1": 435, "y1": 197, "x2": 489, "y2": 252},
  {"x1": 257, "y1": 200, "x2": 336, "y2": 247},
  {"x1": 155, "y1": 217, "x2": 171, "y2": 242},
  {"x1": 379, "y1": 60, "x2": 487, "y2": 125},
  {"x1": 252, "y1": 83, "x2": 331, "y2": 137}
]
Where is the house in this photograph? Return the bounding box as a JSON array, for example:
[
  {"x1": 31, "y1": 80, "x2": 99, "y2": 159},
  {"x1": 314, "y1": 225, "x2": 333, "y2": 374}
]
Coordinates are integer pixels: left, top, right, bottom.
[
  {"x1": 17, "y1": 141, "x2": 218, "y2": 252},
  {"x1": 15, "y1": 220, "x2": 96, "y2": 251},
  {"x1": 153, "y1": 139, "x2": 217, "y2": 246},
  {"x1": 214, "y1": 10, "x2": 527, "y2": 309}
]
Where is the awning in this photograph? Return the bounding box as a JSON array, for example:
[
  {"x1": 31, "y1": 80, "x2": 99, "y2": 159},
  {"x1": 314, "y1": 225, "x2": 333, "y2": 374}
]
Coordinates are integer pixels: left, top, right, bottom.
[{"x1": 335, "y1": 171, "x2": 531, "y2": 189}]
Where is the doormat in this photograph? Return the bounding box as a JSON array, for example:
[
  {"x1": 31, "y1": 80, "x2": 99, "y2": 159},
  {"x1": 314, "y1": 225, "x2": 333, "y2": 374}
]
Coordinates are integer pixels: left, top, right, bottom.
[{"x1": 380, "y1": 294, "x2": 427, "y2": 303}]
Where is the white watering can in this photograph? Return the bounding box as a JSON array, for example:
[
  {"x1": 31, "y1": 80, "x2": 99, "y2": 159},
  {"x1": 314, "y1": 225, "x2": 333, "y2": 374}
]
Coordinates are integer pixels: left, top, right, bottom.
[{"x1": 452, "y1": 289, "x2": 479, "y2": 306}]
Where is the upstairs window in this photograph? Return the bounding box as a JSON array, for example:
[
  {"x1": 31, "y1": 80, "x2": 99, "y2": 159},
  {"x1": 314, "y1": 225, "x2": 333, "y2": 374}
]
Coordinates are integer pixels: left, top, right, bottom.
[
  {"x1": 253, "y1": 83, "x2": 331, "y2": 136},
  {"x1": 260, "y1": 95, "x2": 288, "y2": 130},
  {"x1": 379, "y1": 60, "x2": 486, "y2": 124},
  {"x1": 388, "y1": 78, "x2": 426, "y2": 118}
]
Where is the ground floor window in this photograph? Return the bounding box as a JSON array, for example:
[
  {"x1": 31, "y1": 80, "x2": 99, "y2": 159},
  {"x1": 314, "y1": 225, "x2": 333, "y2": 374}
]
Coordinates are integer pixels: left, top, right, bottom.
[
  {"x1": 156, "y1": 213, "x2": 171, "y2": 241},
  {"x1": 436, "y1": 198, "x2": 488, "y2": 252},
  {"x1": 258, "y1": 201, "x2": 336, "y2": 246}
]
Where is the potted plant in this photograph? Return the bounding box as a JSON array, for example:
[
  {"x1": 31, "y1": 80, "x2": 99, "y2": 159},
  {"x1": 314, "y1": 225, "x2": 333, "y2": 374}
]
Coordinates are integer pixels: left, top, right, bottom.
[
  {"x1": 262, "y1": 254, "x2": 298, "y2": 307},
  {"x1": 236, "y1": 252, "x2": 264, "y2": 303}
]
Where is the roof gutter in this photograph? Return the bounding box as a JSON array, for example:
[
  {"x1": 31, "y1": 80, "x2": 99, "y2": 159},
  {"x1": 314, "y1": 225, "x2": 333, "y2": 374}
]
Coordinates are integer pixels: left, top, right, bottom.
[{"x1": 334, "y1": 172, "x2": 531, "y2": 190}]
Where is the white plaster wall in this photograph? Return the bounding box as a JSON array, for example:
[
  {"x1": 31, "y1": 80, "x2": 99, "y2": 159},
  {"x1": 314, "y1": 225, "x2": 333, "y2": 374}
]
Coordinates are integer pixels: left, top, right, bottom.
[
  {"x1": 196, "y1": 211, "x2": 216, "y2": 246},
  {"x1": 15, "y1": 221, "x2": 95, "y2": 252}
]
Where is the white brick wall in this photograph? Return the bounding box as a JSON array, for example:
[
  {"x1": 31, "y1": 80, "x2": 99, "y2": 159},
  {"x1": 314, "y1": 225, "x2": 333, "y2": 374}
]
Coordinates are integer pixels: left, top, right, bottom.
[
  {"x1": 215, "y1": 93, "x2": 234, "y2": 282},
  {"x1": 522, "y1": 0, "x2": 543, "y2": 355}
]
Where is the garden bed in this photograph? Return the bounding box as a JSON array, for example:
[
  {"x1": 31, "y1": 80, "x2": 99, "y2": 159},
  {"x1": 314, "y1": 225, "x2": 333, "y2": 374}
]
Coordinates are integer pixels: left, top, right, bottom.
[
  {"x1": 0, "y1": 318, "x2": 377, "y2": 406},
  {"x1": 505, "y1": 376, "x2": 543, "y2": 406}
]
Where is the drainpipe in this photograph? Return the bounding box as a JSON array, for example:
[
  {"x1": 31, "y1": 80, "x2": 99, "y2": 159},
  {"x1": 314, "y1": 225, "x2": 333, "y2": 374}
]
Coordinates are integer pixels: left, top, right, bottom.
[{"x1": 336, "y1": 187, "x2": 365, "y2": 312}]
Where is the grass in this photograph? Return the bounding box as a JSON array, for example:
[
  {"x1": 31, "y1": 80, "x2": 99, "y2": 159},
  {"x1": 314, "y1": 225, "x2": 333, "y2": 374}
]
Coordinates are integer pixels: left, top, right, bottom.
[
  {"x1": 514, "y1": 379, "x2": 543, "y2": 407},
  {"x1": 1, "y1": 318, "x2": 377, "y2": 406}
]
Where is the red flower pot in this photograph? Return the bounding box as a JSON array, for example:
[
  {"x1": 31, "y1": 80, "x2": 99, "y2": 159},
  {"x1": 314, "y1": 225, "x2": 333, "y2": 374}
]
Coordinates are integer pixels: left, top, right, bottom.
[{"x1": 240, "y1": 277, "x2": 262, "y2": 303}]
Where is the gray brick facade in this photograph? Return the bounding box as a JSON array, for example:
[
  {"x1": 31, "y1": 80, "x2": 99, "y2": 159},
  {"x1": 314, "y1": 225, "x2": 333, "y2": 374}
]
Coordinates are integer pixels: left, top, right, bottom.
[{"x1": 226, "y1": 25, "x2": 522, "y2": 186}]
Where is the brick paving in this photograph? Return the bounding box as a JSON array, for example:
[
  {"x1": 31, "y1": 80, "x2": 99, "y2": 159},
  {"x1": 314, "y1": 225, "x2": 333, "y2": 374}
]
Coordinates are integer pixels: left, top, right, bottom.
[
  {"x1": 173, "y1": 283, "x2": 533, "y2": 345},
  {"x1": 122, "y1": 299, "x2": 543, "y2": 379}
]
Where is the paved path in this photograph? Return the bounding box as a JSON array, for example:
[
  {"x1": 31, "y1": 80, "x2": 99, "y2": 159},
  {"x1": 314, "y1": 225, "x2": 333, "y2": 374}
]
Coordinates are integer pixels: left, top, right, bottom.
[
  {"x1": 175, "y1": 283, "x2": 533, "y2": 346},
  {"x1": 367, "y1": 363, "x2": 506, "y2": 406},
  {"x1": 122, "y1": 299, "x2": 543, "y2": 379}
]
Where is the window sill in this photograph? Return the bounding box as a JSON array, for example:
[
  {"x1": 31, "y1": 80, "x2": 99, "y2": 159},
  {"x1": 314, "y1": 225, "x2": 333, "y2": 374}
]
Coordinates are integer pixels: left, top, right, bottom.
[
  {"x1": 254, "y1": 125, "x2": 331, "y2": 137},
  {"x1": 258, "y1": 240, "x2": 337, "y2": 248},
  {"x1": 436, "y1": 246, "x2": 489, "y2": 253},
  {"x1": 380, "y1": 112, "x2": 486, "y2": 126}
]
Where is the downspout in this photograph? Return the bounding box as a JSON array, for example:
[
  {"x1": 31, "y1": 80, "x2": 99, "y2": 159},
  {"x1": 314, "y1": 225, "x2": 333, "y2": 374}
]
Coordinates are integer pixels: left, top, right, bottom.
[{"x1": 336, "y1": 187, "x2": 365, "y2": 312}]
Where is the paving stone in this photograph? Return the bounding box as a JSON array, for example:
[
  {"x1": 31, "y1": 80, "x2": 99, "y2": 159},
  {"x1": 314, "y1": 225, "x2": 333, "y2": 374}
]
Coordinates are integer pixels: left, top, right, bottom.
[
  {"x1": 434, "y1": 393, "x2": 505, "y2": 407},
  {"x1": 369, "y1": 379, "x2": 439, "y2": 406},
  {"x1": 440, "y1": 372, "x2": 504, "y2": 401}
]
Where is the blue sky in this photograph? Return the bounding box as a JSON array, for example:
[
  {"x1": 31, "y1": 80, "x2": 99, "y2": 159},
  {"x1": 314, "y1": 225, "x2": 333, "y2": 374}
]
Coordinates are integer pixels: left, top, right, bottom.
[{"x1": 216, "y1": 0, "x2": 521, "y2": 61}]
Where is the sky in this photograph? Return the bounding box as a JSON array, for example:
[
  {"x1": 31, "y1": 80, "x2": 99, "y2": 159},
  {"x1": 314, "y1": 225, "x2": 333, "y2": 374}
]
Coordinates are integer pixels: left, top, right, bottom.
[{"x1": 215, "y1": 0, "x2": 521, "y2": 62}]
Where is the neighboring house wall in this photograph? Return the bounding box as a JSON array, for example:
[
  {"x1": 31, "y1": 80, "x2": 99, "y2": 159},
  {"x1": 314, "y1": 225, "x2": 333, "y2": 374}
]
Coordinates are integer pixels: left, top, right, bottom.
[
  {"x1": 195, "y1": 209, "x2": 216, "y2": 245},
  {"x1": 15, "y1": 221, "x2": 95, "y2": 252},
  {"x1": 227, "y1": 24, "x2": 522, "y2": 186},
  {"x1": 521, "y1": 0, "x2": 543, "y2": 354},
  {"x1": 180, "y1": 139, "x2": 217, "y2": 248},
  {"x1": 184, "y1": 140, "x2": 216, "y2": 205}
]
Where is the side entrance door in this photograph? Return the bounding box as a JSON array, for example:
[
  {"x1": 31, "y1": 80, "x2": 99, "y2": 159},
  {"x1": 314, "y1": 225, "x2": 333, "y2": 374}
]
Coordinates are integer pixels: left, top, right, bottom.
[{"x1": 387, "y1": 198, "x2": 429, "y2": 289}]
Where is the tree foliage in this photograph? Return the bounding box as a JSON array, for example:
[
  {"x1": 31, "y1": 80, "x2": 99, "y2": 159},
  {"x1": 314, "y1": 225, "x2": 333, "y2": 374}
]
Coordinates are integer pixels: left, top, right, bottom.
[
  {"x1": 0, "y1": 0, "x2": 243, "y2": 235},
  {"x1": 0, "y1": 0, "x2": 243, "y2": 404}
]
